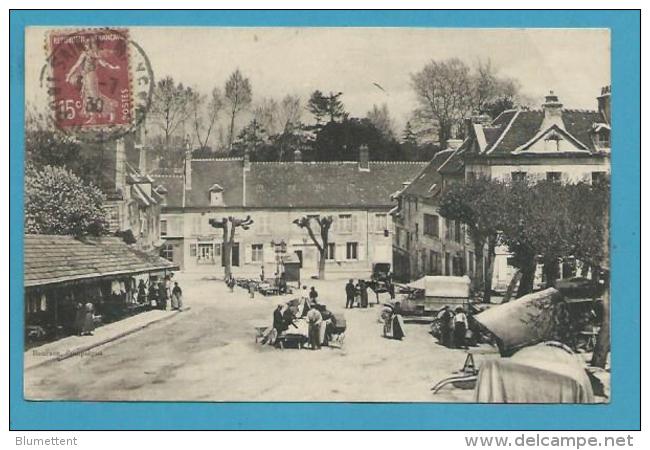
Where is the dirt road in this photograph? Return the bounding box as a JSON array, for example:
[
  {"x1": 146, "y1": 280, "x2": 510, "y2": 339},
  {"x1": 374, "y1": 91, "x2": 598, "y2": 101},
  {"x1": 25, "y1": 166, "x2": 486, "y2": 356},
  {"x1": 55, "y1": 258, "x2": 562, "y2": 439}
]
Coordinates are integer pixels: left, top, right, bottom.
[{"x1": 24, "y1": 276, "x2": 493, "y2": 402}]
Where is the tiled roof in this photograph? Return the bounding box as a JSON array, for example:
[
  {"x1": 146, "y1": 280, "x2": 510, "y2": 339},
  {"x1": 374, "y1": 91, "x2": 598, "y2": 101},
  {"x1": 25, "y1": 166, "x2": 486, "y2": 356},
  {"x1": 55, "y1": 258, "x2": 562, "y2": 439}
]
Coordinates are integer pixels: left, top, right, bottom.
[
  {"x1": 24, "y1": 234, "x2": 177, "y2": 288},
  {"x1": 483, "y1": 109, "x2": 606, "y2": 155},
  {"x1": 155, "y1": 159, "x2": 426, "y2": 209},
  {"x1": 401, "y1": 150, "x2": 455, "y2": 198}
]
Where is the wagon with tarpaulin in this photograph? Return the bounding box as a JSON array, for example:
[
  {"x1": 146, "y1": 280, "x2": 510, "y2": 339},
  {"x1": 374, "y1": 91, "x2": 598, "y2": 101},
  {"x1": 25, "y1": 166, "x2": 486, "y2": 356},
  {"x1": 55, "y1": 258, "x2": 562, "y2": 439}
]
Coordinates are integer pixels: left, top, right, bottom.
[{"x1": 399, "y1": 275, "x2": 471, "y2": 318}]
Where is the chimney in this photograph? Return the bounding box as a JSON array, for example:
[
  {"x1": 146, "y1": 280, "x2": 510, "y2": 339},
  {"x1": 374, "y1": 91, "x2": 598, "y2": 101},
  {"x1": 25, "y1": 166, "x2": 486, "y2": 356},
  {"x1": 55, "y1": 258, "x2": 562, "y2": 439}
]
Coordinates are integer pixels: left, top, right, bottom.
[
  {"x1": 446, "y1": 139, "x2": 463, "y2": 150},
  {"x1": 293, "y1": 149, "x2": 302, "y2": 163},
  {"x1": 597, "y1": 85, "x2": 611, "y2": 125},
  {"x1": 358, "y1": 144, "x2": 369, "y2": 171},
  {"x1": 464, "y1": 114, "x2": 492, "y2": 138},
  {"x1": 541, "y1": 90, "x2": 564, "y2": 129}
]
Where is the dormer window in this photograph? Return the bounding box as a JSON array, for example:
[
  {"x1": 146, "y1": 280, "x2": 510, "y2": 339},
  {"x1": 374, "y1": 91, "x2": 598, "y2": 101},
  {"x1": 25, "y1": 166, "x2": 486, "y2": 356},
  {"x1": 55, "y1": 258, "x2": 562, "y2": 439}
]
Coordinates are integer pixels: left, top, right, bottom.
[
  {"x1": 594, "y1": 128, "x2": 610, "y2": 150},
  {"x1": 208, "y1": 183, "x2": 224, "y2": 206}
]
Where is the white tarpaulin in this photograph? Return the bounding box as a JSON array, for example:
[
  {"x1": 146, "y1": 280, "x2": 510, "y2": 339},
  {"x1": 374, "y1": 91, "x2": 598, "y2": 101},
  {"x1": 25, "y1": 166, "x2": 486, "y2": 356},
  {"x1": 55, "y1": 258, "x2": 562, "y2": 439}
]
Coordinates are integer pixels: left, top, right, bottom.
[{"x1": 406, "y1": 276, "x2": 471, "y2": 298}]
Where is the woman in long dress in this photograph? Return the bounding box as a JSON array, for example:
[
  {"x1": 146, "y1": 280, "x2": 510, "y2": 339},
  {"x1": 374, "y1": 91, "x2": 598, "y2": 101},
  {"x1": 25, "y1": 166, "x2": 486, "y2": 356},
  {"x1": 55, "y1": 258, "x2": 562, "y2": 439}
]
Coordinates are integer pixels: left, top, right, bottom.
[{"x1": 81, "y1": 302, "x2": 95, "y2": 336}]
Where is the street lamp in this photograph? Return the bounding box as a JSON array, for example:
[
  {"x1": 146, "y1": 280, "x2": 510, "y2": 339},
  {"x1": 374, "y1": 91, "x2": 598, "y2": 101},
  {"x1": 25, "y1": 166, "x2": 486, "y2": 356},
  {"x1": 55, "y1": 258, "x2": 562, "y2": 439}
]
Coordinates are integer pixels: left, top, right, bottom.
[{"x1": 270, "y1": 239, "x2": 287, "y2": 277}]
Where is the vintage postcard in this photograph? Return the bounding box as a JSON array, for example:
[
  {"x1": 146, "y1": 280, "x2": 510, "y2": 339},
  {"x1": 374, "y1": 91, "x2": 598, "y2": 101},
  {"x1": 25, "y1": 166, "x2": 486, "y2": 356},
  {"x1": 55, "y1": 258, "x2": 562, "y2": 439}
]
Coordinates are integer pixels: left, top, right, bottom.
[{"x1": 22, "y1": 26, "x2": 611, "y2": 404}]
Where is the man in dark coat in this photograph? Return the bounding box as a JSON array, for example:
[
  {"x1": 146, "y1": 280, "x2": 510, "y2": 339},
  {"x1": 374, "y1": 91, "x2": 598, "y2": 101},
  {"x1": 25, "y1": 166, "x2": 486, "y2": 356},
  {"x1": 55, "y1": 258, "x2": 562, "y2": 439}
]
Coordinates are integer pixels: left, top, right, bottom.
[
  {"x1": 345, "y1": 279, "x2": 355, "y2": 308},
  {"x1": 359, "y1": 280, "x2": 369, "y2": 308}
]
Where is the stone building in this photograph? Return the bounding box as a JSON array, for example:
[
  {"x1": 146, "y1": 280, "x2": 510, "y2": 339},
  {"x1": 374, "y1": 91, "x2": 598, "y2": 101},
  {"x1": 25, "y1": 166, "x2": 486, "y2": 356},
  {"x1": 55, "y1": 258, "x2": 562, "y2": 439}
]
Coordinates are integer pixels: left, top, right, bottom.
[{"x1": 154, "y1": 148, "x2": 425, "y2": 278}]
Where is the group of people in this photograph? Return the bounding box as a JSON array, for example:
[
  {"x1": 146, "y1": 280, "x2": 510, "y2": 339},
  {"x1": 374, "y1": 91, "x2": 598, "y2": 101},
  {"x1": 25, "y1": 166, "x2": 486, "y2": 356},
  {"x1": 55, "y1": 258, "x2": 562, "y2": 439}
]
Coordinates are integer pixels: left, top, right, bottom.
[
  {"x1": 345, "y1": 279, "x2": 370, "y2": 308},
  {"x1": 137, "y1": 276, "x2": 184, "y2": 311},
  {"x1": 265, "y1": 285, "x2": 336, "y2": 350},
  {"x1": 436, "y1": 305, "x2": 470, "y2": 349}
]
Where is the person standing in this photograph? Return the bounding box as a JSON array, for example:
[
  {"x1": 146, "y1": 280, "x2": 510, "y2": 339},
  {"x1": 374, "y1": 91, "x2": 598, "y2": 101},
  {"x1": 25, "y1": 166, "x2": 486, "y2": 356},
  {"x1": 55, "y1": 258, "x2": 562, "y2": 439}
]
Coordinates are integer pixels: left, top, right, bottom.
[
  {"x1": 171, "y1": 282, "x2": 183, "y2": 310},
  {"x1": 359, "y1": 280, "x2": 369, "y2": 308},
  {"x1": 453, "y1": 306, "x2": 469, "y2": 349},
  {"x1": 436, "y1": 306, "x2": 452, "y2": 347},
  {"x1": 158, "y1": 280, "x2": 169, "y2": 310},
  {"x1": 81, "y1": 302, "x2": 95, "y2": 336},
  {"x1": 248, "y1": 282, "x2": 256, "y2": 299},
  {"x1": 309, "y1": 286, "x2": 319, "y2": 303},
  {"x1": 306, "y1": 305, "x2": 323, "y2": 350},
  {"x1": 137, "y1": 279, "x2": 147, "y2": 305},
  {"x1": 345, "y1": 279, "x2": 356, "y2": 309}
]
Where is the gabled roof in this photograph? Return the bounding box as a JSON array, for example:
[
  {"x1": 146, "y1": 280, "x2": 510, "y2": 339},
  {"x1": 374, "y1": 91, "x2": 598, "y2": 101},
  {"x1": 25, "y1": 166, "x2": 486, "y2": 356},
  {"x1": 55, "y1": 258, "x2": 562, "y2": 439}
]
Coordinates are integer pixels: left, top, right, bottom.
[
  {"x1": 473, "y1": 109, "x2": 608, "y2": 156},
  {"x1": 24, "y1": 234, "x2": 177, "y2": 288},
  {"x1": 154, "y1": 159, "x2": 426, "y2": 209}
]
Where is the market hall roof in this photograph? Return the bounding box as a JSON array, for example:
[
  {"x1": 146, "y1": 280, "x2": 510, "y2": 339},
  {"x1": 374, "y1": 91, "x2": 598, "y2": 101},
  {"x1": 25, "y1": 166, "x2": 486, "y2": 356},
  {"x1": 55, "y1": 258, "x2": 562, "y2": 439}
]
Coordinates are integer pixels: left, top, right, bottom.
[
  {"x1": 153, "y1": 159, "x2": 426, "y2": 209},
  {"x1": 24, "y1": 234, "x2": 178, "y2": 288}
]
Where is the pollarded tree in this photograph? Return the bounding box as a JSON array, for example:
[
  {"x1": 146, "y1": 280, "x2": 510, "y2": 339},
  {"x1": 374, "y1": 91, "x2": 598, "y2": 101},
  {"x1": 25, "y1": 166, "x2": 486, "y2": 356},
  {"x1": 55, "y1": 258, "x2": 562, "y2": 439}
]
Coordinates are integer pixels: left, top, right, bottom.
[
  {"x1": 209, "y1": 216, "x2": 254, "y2": 279},
  {"x1": 439, "y1": 177, "x2": 509, "y2": 303},
  {"x1": 25, "y1": 164, "x2": 108, "y2": 236},
  {"x1": 293, "y1": 215, "x2": 333, "y2": 280}
]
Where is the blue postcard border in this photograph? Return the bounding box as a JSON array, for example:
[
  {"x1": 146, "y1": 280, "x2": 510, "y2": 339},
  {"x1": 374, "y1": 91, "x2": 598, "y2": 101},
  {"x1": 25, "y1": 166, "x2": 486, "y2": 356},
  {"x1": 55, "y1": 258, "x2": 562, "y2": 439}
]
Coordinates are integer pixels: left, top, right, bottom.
[{"x1": 9, "y1": 10, "x2": 640, "y2": 430}]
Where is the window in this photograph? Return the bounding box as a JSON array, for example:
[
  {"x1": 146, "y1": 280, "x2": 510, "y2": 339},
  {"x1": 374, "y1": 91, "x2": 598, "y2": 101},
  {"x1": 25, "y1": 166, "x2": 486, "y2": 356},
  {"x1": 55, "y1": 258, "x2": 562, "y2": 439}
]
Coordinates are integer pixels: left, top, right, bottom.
[
  {"x1": 210, "y1": 191, "x2": 224, "y2": 206},
  {"x1": 251, "y1": 244, "x2": 264, "y2": 262},
  {"x1": 430, "y1": 250, "x2": 441, "y2": 275},
  {"x1": 415, "y1": 223, "x2": 419, "y2": 241},
  {"x1": 160, "y1": 219, "x2": 168, "y2": 236},
  {"x1": 326, "y1": 243, "x2": 336, "y2": 260},
  {"x1": 346, "y1": 242, "x2": 358, "y2": 260},
  {"x1": 468, "y1": 251, "x2": 475, "y2": 276},
  {"x1": 594, "y1": 130, "x2": 610, "y2": 149},
  {"x1": 160, "y1": 243, "x2": 174, "y2": 261},
  {"x1": 511, "y1": 171, "x2": 527, "y2": 182},
  {"x1": 445, "y1": 218, "x2": 453, "y2": 241},
  {"x1": 445, "y1": 252, "x2": 451, "y2": 275},
  {"x1": 395, "y1": 228, "x2": 401, "y2": 248},
  {"x1": 338, "y1": 214, "x2": 352, "y2": 233},
  {"x1": 592, "y1": 171, "x2": 608, "y2": 185},
  {"x1": 546, "y1": 171, "x2": 562, "y2": 183},
  {"x1": 423, "y1": 214, "x2": 440, "y2": 237},
  {"x1": 454, "y1": 221, "x2": 462, "y2": 243},
  {"x1": 189, "y1": 243, "x2": 197, "y2": 257},
  {"x1": 375, "y1": 213, "x2": 388, "y2": 232},
  {"x1": 197, "y1": 243, "x2": 215, "y2": 264}
]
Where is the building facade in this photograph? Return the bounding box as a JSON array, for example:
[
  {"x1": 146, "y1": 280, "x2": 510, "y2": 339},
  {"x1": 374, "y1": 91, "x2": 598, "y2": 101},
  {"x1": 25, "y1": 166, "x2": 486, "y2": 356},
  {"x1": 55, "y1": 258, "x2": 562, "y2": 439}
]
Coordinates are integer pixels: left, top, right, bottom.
[
  {"x1": 154, "y1": 149, "x2": 425, "y2": 279},
  {"x1": 393, "y1": 87, "x2": 611, "y2": 287}
]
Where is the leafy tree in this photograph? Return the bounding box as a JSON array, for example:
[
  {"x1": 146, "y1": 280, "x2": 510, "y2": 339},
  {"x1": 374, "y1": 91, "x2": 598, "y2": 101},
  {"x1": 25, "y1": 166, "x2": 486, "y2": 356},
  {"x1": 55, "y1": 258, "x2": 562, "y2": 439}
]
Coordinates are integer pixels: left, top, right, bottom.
[
  {"x1": 293, "y1": 215, "x2": 333, "y2": 280},
  {"x1": 439, "y1": 177, "x2": 508, "y2": 302},
  {"x1": 401, "y1": 121, "x2": 418, "y2": 146},
  {"x1": 307, "y1": 90, "x2": 346, "y2": 125},
  {"x1": 150, "y1": 76, "x2": 194, "y2": 150},
  {"x1": 25, "y1": 164, "x2": 108, "y2": 236},
  {"x1": 209, "y1": 216, "x2": 254, "y2": 279},
  {"x1": 312, "y1": 118, "x2": 402, "y2": 161},
  {"x1": 225, "y1": 69, "x2": 253, "y2": 151},
  {"x1": 411, "y1": 58, "x2": 474, "y2": 148},
  {"x1": 231, "y1": 119, "x2": 268, "y2": 159}
]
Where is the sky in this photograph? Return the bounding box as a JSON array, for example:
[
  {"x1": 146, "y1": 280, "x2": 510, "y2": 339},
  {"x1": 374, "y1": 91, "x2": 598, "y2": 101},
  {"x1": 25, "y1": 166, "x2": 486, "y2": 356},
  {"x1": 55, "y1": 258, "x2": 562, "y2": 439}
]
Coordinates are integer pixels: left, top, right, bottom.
[{"x1": 25, "y1": 27, "x2": 610, "y2": 134}]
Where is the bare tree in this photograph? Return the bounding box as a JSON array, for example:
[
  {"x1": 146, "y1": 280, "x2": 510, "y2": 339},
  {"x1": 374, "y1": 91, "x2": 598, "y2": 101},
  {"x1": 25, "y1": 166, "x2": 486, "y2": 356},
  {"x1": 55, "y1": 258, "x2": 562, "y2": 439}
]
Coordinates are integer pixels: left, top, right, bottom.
[
  {"x1": 472, "y1": 59, "x2": 520, "y2": 116},
  {"x1": 150, "y1": 76, "x2": 194, "y2": 150},
  {"x1": 411, "y1": 58, "x2": 474, "y2": 148},
  {"x1": 278, "y1": 94, "x2": 302, "y2": 132},
  {"x1": 253, "y1": 98, "x2": 280, "y2": 136},
  {"x1": 209, "y1": 216, "x2": 254, "y2": 279},
  {"x1": 191, "y1": 87, "x2": 224, "y2": 151},
  {"x1": 293, "y1": 215, "x2": 333, "y2": 280},
  {"x1": 366, "y1": 103, "x2": 395, "y2": 138},
  {"x1": 225, "y1": 69, "x2": 253, "y2": 151}
]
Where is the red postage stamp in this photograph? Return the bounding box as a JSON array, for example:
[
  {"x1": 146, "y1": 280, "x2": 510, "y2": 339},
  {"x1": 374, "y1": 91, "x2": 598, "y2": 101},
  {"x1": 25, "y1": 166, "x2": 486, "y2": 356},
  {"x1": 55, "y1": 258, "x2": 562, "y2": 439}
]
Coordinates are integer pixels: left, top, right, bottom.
[{"x1": 48, "y1": 29, "x2": 133, "y2": 130}]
